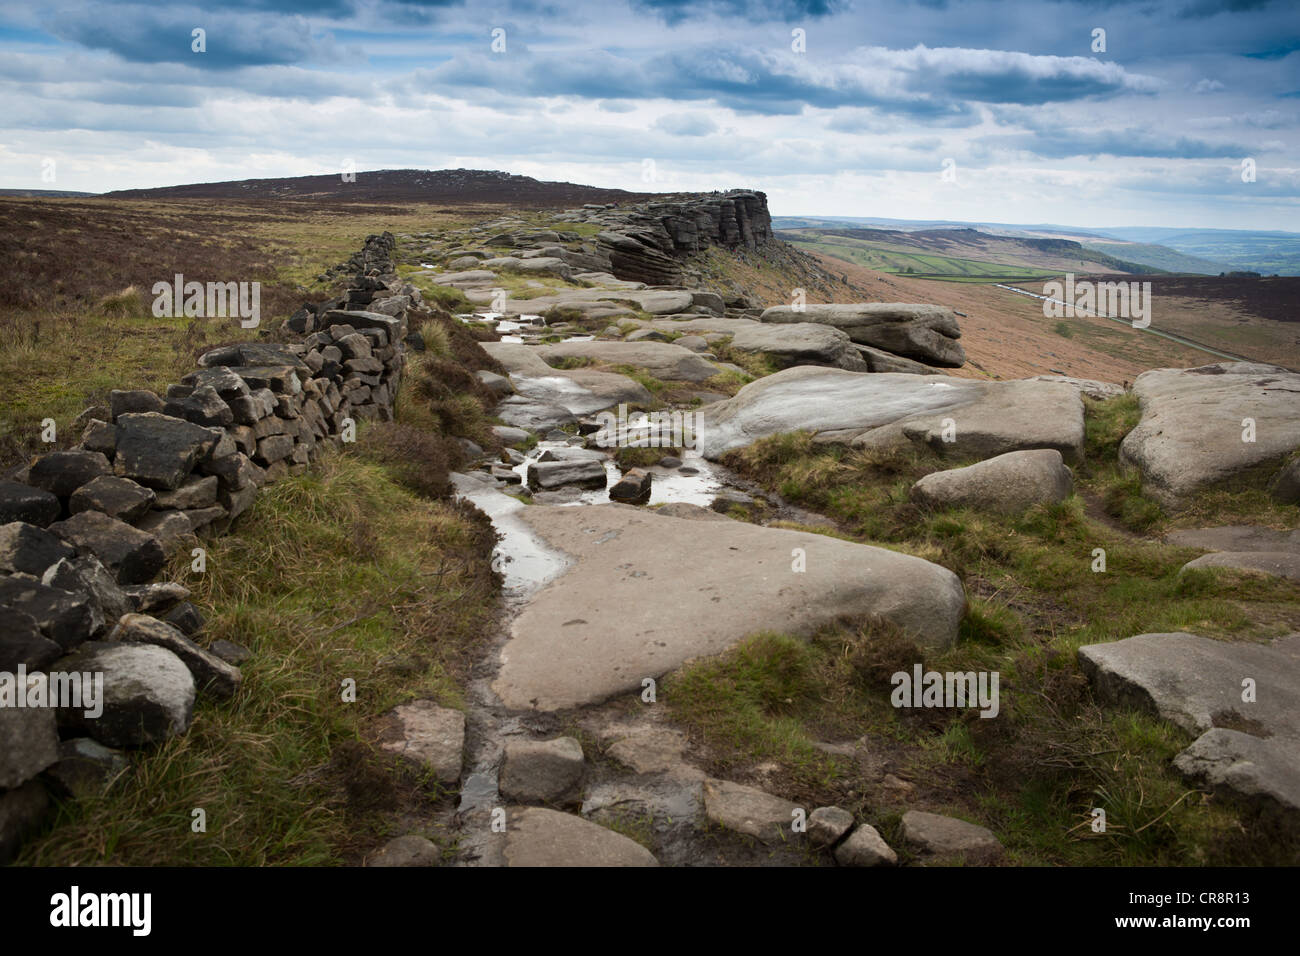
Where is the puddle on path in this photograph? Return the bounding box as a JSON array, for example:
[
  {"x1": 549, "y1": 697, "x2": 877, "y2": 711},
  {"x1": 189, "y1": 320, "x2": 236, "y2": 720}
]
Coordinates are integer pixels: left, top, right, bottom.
[{"x1": 458, "y1": 310, "x2": 594, "y2": 345}]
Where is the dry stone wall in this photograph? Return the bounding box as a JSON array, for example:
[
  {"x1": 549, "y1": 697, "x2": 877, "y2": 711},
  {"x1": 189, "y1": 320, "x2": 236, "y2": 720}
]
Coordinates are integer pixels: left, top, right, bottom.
[{"x1": 0, "y1": 231, "x2": 417, "y2": 861}]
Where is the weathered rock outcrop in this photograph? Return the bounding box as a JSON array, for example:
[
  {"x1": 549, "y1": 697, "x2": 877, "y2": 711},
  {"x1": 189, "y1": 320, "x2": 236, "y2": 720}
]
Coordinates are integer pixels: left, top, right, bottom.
[
  {"x1": 1119, "y1": 363, "x2": 1300, "y2": 507},
  {"x1": 761, "y1": 303, "x2": 966, "y2": 368},
  {"x1": 696, "y1": 367, "x2": 1086, "y2": 463},
  {"x1": 729, "y1": 323, "x2": 868, "y2": 373},
  {"x1": 482, "y1": 342, "x2": 652, "y2": 417},
  {"x1": 594, "y1": 191, "x2": 772, "y2": 285}
]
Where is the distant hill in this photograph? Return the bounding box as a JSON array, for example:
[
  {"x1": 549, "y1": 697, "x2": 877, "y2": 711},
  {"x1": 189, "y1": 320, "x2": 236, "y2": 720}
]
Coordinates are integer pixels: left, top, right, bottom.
[
  {"x1": 102, "y1": 168, "x2": 662, "y2": 207},
  {"x1": 1097, "y1": 227, "x2": 1300, "y2": 276},
  {"x1": 1076, "y1": 240, "x2": 1227, "y2": 275},
  {"x1": 775, "y1": 216, "x2": 1223, "y2": 274},
  {"x1": 0, "y1": 188, "x2": 98, "y2": 197},
  {"x1": 778, "y1": 225, "x2": 1164, "y2": 281},
  {"x1": 773, "y1": 215, "x2": 1299, "y2": 275}
]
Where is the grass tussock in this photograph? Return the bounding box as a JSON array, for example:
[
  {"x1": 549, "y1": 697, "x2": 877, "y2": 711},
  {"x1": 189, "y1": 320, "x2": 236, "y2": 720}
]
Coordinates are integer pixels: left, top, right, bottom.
[
  {"x1": 711, "y1": 341, "x2": 780, "y2": 379},
  {"x1": 405, "y1": 308, "x2": 507, "y2": 448},
  {"x1": 17, "y1": 451, "x2": 499, "y2": 866},
  {"x1": 548, "y1": 356, "x2": 597, "y2": 371},
  {"x1": 611, "y1": 364, "x2": 670, "y2": 395},
  {"x1": 614, "y1": 445, "x2": 680, "y2": 469},
  {"x1": 97, "y1": 285, "x2": 147, "y2": 319},
  {"x1": 357, "y1": 421, "x2": 463, "y2": 499},
  {"x1": 412, "y1": 282, "x2": 472, "y2": 314}
]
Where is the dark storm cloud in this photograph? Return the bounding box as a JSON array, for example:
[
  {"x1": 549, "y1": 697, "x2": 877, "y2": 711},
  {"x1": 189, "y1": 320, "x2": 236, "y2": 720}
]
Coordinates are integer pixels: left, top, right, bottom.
[
  {"x1": 630, "y1": 0, "x2": 846, "y2": 24},
  {"x1": 48, "y1": 4, "x2": 340, "y2": 68}
]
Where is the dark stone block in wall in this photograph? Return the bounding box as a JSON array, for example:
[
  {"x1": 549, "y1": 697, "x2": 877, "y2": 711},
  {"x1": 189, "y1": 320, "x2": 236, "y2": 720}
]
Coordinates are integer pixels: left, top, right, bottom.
[{"x1": 0, "y1": 480, "x2": 61, "y2": 528}]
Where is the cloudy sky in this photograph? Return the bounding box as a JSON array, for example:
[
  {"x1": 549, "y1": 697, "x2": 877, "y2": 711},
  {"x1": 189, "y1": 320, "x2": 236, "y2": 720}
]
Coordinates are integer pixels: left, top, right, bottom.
[{"x1": 1, "y1": 0, "x2": 1296, "y2": 229}]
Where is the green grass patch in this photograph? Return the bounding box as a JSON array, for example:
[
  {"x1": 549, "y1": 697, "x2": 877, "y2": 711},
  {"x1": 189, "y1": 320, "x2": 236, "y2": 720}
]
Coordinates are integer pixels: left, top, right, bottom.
[
  {"x1": 611, "y1": 364, "x2": 670, "y2": 395},
  {"x1": 696, "y1": 398, "x2": 1300, "y2": 863}
]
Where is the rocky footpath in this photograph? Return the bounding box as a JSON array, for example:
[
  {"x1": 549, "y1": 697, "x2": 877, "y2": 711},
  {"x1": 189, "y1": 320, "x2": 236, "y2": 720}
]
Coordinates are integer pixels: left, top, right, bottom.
[
  {"x1": 0, "y1": 232, "x2": 418, "y2": 862},
  {"x1": 379, "y1": 194, "x2": 1300, "y2": 865}
]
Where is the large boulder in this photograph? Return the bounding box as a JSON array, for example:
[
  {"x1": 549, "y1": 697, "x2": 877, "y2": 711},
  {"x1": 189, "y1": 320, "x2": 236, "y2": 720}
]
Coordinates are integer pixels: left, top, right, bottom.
[
  {"x1": 1181, "y1": 551, "x2": 1300, "y2": 584},
  {"x1": 728, "y1": 323, "x2": 868, "y2": 373},
  {"x1": 494, "y1": 396, "x2": 578, "y2": 432},
  {"x1": 493, "y1": 288, "x2": 693, "y2": 317},
  {"x1": 1173, "y1": 729, "x2": 1300, "y2": 822},
  {"x1": 526, "y1": 459, "x2": 607, "y2": 491},
  {"x1": 55, "y1": 641, "x2": 196, "y2": 747},
  {"x1": 1080, "y1": 632, "x2": 1300, "y2": 737},
  {"x1": 108, "y1": 614, "x2": 242, "y2": 700},
  {"x1": 1165, "y1": 525, "x2": 1300, "y2": 554},
  {"x1": 480, "y1": 255, "x2": 573, "y2": 279},
  {"x1": 1119, "y1": 363, "x2": 1300, "y2": 507},
  {"x1": 696, "y1": 367, "x2": 1085, "y2": 463},
  {"x1": 490, "y1": 504, "x2": 966, "y2": 710},
  {"x1": 1079, "y1": 632, "x2": 1300, "y2": 823},
  {"x1": 761, "y1": 303, "x2": 966, "y2": 368},
  {"x1": 910, "y1": 449, "x2": 1074, "y2": 515},
  {"x1": 483, "y1": 343, "x2": 651, "y2": 416}
]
